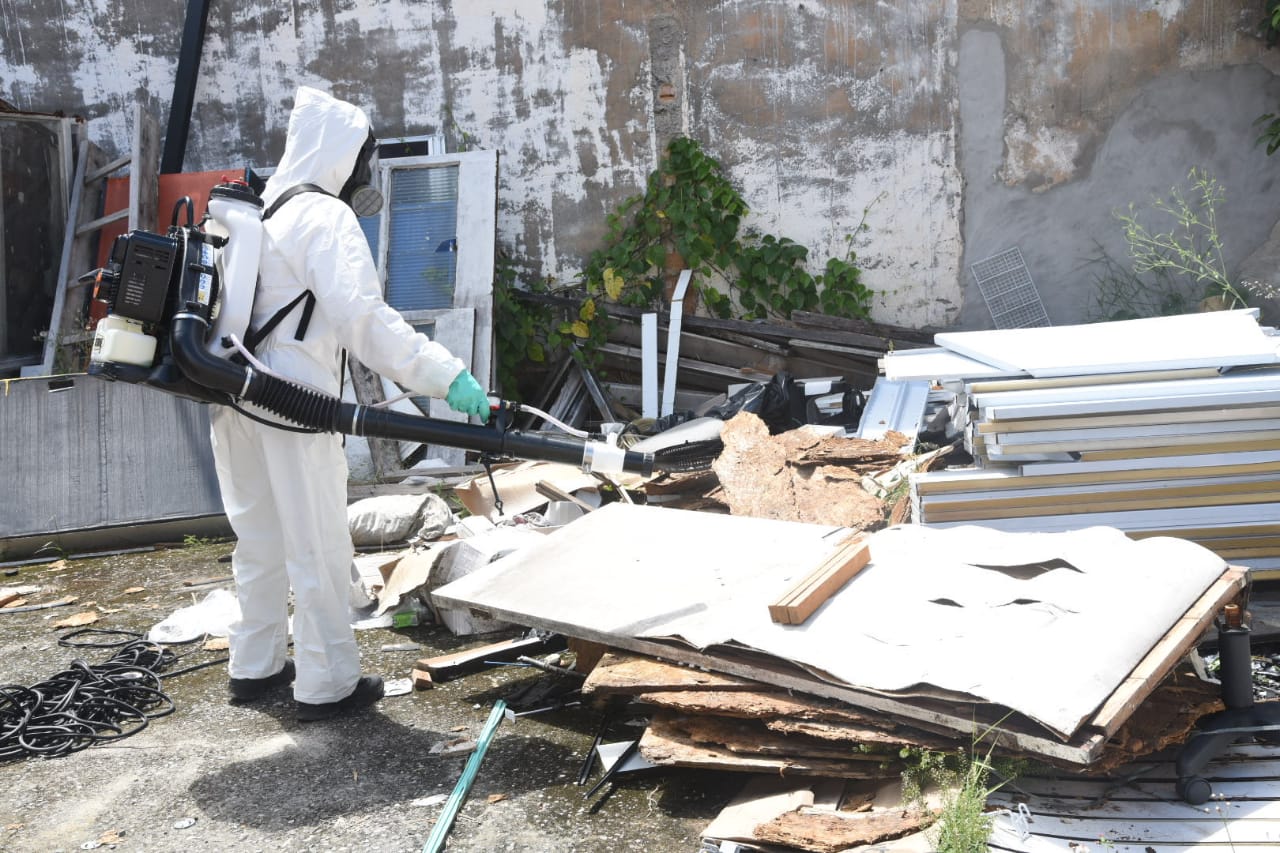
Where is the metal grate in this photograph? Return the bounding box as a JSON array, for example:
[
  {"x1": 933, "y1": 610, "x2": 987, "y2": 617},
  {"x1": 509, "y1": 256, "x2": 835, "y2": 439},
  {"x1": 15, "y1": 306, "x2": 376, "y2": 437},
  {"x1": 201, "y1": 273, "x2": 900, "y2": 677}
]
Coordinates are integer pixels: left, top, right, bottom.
[{"x1": 969, "y1": 247, "x2": 1051, "y2": 329}]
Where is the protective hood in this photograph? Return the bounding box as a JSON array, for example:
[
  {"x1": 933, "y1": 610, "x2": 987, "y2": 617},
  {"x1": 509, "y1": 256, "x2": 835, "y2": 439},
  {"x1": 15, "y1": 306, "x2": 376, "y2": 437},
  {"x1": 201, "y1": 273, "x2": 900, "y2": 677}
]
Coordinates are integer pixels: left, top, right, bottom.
[{"x1": 262, "y1": 87, "x2": 372, "y2": 209}]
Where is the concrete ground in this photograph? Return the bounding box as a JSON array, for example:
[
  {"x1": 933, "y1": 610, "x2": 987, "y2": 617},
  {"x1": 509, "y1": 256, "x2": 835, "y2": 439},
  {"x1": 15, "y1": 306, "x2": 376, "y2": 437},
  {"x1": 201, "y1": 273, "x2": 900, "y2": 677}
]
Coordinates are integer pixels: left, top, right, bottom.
[{"x1": 0, "y1": 541, "x2": 742, "y2": 852}]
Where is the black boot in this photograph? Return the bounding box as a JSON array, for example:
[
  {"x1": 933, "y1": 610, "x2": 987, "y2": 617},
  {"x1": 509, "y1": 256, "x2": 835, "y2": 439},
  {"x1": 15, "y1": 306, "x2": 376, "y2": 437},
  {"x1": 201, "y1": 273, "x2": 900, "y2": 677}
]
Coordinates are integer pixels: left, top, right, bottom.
[
  {"x1": 228, "y1": 659, "x2": 296, "y2": 704},
  {"x1": 297, "y1": 675, "x2": 385, "y2": 722}
]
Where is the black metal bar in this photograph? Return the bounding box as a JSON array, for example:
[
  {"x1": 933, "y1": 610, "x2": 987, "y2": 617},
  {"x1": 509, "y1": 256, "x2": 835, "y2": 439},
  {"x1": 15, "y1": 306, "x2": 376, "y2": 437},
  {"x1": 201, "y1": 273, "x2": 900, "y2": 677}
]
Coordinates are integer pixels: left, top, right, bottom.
[
  {"x1": 161, "y1": 0, "x2": 213, "y2": 174},
  {"x1": 358, "y1": 406, "x2": 654, "y2": 476}
]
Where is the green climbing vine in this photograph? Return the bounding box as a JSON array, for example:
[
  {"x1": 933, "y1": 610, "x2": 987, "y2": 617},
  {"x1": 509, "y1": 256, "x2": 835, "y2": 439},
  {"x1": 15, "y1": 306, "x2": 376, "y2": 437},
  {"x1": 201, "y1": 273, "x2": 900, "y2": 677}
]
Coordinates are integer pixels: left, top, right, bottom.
[
  {"x1": 492, "y1": 136, "x2": 879, "y2": 398},
  {"x1": 581, "y1": 136, "x2": 876, "y2": 322}
]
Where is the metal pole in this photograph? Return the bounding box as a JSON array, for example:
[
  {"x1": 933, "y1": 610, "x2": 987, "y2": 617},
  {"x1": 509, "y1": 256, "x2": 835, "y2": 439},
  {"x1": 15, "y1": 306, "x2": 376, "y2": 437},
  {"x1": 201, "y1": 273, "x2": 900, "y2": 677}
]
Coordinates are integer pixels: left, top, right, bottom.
[{"x1": 161, "y1": 0, "x2": 213, "y2": 174}]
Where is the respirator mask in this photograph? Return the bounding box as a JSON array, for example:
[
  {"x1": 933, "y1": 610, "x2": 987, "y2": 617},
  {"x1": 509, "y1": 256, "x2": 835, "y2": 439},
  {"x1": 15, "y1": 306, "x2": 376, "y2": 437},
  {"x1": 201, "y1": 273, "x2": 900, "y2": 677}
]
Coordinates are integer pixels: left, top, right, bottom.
[{"x1": 339, "y1": 131, "x2": 383, "y2": 217}]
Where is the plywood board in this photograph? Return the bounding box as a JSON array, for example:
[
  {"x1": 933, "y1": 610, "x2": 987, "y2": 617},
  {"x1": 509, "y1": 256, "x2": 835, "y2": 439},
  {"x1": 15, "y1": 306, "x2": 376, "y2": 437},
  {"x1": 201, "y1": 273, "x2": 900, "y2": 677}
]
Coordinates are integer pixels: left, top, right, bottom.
[{"x1": 434, "y1": 504, "x2": 1231, "y2": 741}]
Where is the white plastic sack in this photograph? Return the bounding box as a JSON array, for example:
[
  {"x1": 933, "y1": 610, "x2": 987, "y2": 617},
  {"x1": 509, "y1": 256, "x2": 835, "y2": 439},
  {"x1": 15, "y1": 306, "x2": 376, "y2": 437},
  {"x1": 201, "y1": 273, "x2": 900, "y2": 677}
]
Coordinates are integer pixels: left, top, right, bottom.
[
  {"x1": 348, "y1": 492, "x2": 453, "y2": 546},
  {"x1": 147, "y1": 588, "x2": 242, "y2": 644}
]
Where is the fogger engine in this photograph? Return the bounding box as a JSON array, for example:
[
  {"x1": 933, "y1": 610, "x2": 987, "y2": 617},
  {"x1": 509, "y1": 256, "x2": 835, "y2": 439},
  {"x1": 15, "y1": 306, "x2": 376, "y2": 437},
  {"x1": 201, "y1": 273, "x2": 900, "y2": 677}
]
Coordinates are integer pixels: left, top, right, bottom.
[
  {"x1": 86, "y1": 182, "x2": 654, "y2": 477},
  {"x1": 88, "y1": 184, "x2": 258, "y2": 403}
]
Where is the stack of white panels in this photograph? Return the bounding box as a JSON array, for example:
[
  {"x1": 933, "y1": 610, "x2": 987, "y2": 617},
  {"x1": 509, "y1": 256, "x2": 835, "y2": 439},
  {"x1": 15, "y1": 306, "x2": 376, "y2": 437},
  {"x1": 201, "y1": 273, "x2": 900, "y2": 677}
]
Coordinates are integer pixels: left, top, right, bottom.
[{"x1": 895, "y1": 310, "x2": 1280, "y2": 575}]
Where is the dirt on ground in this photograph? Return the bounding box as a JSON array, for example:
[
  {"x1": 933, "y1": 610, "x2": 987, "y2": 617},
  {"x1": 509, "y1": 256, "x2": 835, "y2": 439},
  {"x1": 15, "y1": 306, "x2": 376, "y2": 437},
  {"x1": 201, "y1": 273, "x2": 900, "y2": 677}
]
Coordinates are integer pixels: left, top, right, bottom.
[{"x1": 0, "y1": 541, "x2": 741, "y2": 853}]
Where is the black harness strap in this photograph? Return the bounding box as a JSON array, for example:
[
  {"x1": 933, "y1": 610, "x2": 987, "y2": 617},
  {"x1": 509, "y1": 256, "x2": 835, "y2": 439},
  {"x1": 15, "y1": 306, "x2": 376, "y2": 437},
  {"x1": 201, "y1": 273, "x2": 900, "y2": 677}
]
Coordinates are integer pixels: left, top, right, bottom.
[
  {"x1": 248, "y1": 182, "x2": 335, "y2": 348},
  {"x1": 264, "y1": 182, "x2": 333, "y2": 220}
]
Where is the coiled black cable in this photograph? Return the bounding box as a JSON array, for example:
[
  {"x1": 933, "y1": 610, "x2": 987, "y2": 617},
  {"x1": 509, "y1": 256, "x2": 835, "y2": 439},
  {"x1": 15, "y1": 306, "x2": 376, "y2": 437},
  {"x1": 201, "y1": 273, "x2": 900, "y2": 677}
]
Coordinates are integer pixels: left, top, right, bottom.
[{"x1": 0, "y1": 628, "x2": 227, "y2": 761}]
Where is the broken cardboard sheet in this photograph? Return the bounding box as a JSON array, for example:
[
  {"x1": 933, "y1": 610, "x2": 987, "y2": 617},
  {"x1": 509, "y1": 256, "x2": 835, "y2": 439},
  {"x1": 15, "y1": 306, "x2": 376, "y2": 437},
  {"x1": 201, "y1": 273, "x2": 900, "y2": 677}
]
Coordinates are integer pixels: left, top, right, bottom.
[
  {"x1": 373, "y1": 527, "x2": 546, "y2": 634},
  {"x1": 454, "y1": 460, "x2": 602, "y2": 521},
  {"x1": 433, "y1": 503, "x2": 1229, "y2": 742}
]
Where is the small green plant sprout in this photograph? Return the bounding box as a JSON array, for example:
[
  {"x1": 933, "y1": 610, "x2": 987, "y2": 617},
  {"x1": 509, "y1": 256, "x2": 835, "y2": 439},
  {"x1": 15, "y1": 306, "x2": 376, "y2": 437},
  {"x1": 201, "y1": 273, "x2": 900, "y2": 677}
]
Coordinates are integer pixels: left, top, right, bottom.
[
  {"x1": 901, "y1": 717, "x2": 1015, "y2": 853},
  {"x1": 1114, "y1": 168, "x2": 1248, "y2": 312},
  {"x1": 1085, "y1": 241, "x2": 1202, "y2": 322}
]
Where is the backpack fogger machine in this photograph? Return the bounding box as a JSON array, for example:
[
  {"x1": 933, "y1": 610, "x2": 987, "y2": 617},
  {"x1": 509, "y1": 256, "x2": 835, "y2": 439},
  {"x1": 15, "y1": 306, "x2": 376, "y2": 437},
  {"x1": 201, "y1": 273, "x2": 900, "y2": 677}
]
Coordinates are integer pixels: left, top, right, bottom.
[{"x1": 85, "y1": 181, "x2": 654, "y2": 477}]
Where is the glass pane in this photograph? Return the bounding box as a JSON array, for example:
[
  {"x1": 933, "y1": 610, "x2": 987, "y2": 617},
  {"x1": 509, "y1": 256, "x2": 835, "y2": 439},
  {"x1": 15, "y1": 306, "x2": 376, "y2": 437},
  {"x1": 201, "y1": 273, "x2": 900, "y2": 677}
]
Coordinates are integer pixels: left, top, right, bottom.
[
  {"x1": 384, "y1": 165, "x2": 459, "y2": 312},
  {"x1": 357, "y1": 211, "x2": 379, "y2": 258}
]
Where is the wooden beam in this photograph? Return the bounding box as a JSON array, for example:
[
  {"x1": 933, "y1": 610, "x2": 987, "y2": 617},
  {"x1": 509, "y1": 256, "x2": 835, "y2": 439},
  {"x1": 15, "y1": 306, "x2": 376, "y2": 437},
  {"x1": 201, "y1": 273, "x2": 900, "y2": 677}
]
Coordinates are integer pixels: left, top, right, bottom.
[
  {"x1": 1087, "y1": 566, "x2": 1247, "y2": 736},
  {"x1": 769, "y1": 536, "x2": 870, "y2": 625}
]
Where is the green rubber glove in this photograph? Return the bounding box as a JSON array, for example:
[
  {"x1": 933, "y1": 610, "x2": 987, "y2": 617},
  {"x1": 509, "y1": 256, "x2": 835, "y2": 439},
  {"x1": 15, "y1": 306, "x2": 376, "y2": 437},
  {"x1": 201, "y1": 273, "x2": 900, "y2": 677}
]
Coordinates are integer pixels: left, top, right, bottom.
[{"x1": 445, "y1": 370, "x2": 490, "y2": 422}]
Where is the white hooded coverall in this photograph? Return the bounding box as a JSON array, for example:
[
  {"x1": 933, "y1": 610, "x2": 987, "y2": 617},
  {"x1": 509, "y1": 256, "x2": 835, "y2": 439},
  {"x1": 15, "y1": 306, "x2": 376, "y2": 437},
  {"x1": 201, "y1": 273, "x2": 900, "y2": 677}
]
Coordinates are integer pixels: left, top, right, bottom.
[{"x1": 210, "y1": 87, "x2": 466, "y2": 703}]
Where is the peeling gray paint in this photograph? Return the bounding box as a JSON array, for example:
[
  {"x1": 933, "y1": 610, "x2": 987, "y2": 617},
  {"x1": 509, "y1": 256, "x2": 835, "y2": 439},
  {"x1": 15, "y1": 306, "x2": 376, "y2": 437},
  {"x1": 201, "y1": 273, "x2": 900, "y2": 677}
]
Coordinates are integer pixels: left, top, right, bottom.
[{"x1": 2, "y1": 0, "x2": 1279, "y2": 330}]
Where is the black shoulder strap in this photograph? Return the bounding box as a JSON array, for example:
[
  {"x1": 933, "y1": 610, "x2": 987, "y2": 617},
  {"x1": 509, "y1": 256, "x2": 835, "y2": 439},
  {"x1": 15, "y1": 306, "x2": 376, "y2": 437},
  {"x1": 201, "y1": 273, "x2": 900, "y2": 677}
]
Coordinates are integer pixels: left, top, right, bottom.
[
  {"x1": 244, "y1": 291, "x2": 317, "y2": 351},
  {"x1": 263, "y1": 182, "x2": 334, "y2": 220},
  {"x1": 245, "y1": 182, "x2": 332, "y2": 351}
]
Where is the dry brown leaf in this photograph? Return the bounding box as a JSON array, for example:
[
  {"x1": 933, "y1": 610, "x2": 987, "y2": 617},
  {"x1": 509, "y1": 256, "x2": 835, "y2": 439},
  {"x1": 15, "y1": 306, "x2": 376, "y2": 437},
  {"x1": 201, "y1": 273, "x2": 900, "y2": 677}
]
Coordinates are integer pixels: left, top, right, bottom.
[
  {"x1": 202, "y1": 637, "x2": 229, "y2": 651},
  {"x1": 486, "y1": 793, "x2": 507, "y2": 804},
  {"x1": 46, "y1": 560, "x2": 67, "y2": 571},
  {"x1": 98, "y1": 606, "x2": 122, "y2": 614},
  {"x1": 123, "y1": 587, "x2": 145, "y2": 594},
  {"x1": 97, "y1": 829, "x2": 125, "y2": 844},
  {"x1": 2, "y1": 598, "x2": 28, "y2": 609},
  {"x1": 51, "y1": 611, "x2": 99, "y2": 628}
]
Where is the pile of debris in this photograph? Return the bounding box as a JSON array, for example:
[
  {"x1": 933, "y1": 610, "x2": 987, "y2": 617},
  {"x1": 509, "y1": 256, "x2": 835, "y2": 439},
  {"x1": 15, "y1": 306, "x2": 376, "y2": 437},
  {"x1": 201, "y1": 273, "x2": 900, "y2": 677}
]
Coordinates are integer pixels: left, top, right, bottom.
[
  {"x1": 380, "y1": 487, "x2": 1250, "y2": 850},
  {"x1": 354, "y1": 308, "x2": 1280, "y2": 851},
  {"x1": 513, "y1": 291, "x2": 931, "y2": 439}
]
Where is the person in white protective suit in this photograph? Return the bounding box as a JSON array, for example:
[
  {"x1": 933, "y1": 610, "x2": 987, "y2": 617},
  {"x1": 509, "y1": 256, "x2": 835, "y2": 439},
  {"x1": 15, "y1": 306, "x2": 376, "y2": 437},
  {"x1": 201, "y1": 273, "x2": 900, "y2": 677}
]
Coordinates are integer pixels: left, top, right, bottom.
[{"x1": 210, "y1": 86, "x2": 491, "y2": 721}]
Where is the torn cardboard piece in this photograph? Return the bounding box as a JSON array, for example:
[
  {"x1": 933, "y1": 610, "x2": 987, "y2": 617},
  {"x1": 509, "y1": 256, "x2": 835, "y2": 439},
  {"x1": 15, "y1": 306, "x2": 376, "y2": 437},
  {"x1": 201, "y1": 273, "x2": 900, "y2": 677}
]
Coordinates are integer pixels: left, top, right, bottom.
[{"x1": 454, "y1": 461, "x2": 600, "y2": 520}]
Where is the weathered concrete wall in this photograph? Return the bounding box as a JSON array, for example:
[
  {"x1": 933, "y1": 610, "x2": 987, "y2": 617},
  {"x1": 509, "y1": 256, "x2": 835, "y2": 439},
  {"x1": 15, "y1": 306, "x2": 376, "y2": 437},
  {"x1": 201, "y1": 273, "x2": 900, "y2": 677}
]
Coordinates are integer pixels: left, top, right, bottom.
[{"x1": 2, "y1": 0, "x2": 1278, "y2": 329}]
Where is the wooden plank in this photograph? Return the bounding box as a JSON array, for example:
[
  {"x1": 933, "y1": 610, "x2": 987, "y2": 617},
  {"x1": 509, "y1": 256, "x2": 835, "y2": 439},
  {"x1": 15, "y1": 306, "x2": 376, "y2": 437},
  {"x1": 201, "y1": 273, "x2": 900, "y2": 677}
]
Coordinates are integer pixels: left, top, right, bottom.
[
  {"x1": 130, "y1": 100, "x2": 160, "y2": 233},
  {"x1": 789, "y1": 309, "x2": 935, "y2": 346},
  {"x1": 598, "y1": 341, "x2": 774, "y2": 384},
  {"x1": 534, "y1": 480, "x2": 595, "y2": 513},
  {"x1": 414, "y1": 633, "x2": 566, "y2": 682},
  {"x1": 1087, "y1": 567, "x2": 1246, "y2": 736},
  {"x1": 769, "y1": 536, "x2": 870, "y2": 625},
  {"x1": 519, "y1": 289, "x2": 924, "y2": 350}
]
